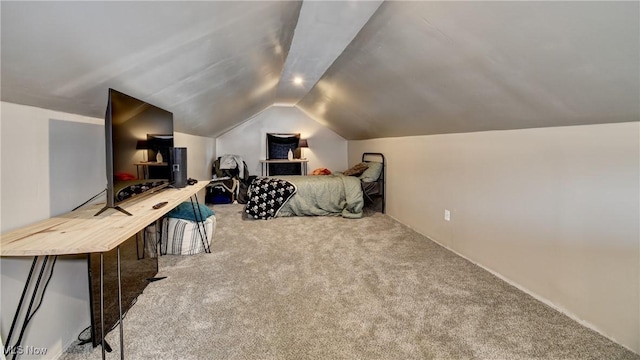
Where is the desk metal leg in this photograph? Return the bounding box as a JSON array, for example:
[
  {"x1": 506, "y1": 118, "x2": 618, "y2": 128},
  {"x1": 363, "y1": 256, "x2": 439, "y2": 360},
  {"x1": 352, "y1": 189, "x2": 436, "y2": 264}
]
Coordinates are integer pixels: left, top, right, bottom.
[
  {"x1": 100, "y1": 253, "x2": 106, "y2": 360},
  {"x1": 3, "y1": 257, "x2": 38, "y2": 357},
  {"x1": 100, "y1": 248, "x2": 124, "y2": 360},
  {"x1": 116, "y1": 246, "x2": 124, "y2": 360},
  {"x1": 98, "y1": 248, "x2": 125, "y2": 360},
  {"x1": 4, "y1": 255, "x2": 57, "y2": 360},
  {"x1": 189, "y1": 194, "x2": 210, "y2": 253},
  {"x1": 136, "y1": 232, "x2": 145, "y2": 260},
  {"x1": 195, "y1": 194, "x2": 210, "y2": 253}
]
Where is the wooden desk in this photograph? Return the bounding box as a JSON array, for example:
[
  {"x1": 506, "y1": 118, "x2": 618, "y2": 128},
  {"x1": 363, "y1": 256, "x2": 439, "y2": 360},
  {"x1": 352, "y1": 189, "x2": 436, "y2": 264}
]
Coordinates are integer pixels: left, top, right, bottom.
[
  {"x1": 1, "y1": 181, "x2": 208, "y2": 256},
  {"x1": 0, "y1": 181, "x2": 208, "y2": 359},
  {"x1": 259, "y1": 159, "x2": 308, "y2": 176}
]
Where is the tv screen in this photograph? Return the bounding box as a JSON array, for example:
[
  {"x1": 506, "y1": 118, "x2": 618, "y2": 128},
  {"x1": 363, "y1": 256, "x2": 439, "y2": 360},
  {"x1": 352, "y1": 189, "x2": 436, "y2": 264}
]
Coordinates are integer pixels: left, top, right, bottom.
[{"x1": 104, "y1": 89, "x2": 174, "y2": 211}]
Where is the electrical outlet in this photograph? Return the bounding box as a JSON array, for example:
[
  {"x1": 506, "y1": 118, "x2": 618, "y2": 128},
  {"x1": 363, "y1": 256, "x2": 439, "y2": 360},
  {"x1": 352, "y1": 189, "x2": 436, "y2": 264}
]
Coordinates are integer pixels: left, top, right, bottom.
[{"x1": 444, "y1": 209, "x2": 451, "y2": 221}]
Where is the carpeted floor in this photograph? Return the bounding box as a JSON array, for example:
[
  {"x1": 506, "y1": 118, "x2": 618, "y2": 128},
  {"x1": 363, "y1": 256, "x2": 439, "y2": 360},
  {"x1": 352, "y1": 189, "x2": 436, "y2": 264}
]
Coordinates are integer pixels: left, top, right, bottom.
[{"x1": 62, "y1": 204, "x2": 638, "y2": 359}]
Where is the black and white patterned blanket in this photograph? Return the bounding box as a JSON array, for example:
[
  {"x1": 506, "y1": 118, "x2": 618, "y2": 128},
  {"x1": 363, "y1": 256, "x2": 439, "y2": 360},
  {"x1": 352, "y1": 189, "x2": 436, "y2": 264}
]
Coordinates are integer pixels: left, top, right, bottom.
[{"x1": 245, "y1": 177, "x2": 297, "y2": 220}]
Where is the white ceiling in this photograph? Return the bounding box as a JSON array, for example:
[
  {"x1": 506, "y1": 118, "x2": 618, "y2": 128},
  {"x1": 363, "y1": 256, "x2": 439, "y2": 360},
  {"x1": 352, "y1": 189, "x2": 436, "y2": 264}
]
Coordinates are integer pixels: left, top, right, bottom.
[{"x1": 2, "y1": 1, "x2": 638, "y2": 140}]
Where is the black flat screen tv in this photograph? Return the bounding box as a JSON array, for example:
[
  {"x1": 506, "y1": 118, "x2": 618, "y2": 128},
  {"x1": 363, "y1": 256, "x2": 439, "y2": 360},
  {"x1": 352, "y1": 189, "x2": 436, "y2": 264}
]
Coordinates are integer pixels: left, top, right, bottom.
[
  {"x1": 87, "y1": 89, "x2": 172, "y2": 347},
  {"x1": 97, "y1": 88, "x2": 174, "y2": 216}
]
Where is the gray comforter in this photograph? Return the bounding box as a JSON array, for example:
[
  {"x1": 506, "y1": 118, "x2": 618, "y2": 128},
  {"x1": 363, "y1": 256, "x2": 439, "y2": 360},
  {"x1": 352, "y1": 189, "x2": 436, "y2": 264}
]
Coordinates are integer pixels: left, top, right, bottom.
[{"x1": 274, "y1": 174, "x2": 363, "y2": 218}]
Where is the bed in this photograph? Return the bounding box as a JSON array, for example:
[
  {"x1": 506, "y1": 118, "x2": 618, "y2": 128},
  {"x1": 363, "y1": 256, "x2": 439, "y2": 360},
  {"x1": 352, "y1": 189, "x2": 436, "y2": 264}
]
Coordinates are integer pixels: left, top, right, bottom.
[{"x1": 245, "y1": 152, "x2": 385, "y2": 219}]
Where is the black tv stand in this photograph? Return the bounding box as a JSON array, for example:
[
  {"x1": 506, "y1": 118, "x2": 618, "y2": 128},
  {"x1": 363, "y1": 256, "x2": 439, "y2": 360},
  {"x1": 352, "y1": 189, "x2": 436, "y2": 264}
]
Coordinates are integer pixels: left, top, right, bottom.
[
  {"x1": 102, "y1": 339, "x2": 113, "y2": 353},
  {"x1": 78, "y1": 338, "x2": 113, "y2": 352},
  {"x1": 94, "y1": 205, "x2": 132, "y2": 217}
]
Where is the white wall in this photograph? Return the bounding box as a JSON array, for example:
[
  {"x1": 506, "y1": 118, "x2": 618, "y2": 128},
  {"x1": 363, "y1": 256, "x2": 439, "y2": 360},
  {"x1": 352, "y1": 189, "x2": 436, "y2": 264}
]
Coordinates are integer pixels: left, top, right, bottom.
[
  {"x1": 216, "y1": 106, "x2": 348, "y2": 176},
  {"x1": 348, "y1": 122, "x2": 640, "y2": 353},
  {"x1": 174, "y1": 132, "x2": 216, "y2": 201},
  {"x1": 0, "y1": 102, "x2": 215, "y2": 359},
  {"x1": 1, "y1": 102, "x2": 102, "y2": 359},
  {"x1": 174, "y1": 132, "x2": 216, "y2": 181}
]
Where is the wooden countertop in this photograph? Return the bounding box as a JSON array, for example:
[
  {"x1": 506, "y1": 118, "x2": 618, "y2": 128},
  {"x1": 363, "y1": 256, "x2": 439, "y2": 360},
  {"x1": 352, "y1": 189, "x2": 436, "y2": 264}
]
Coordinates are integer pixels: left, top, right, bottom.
[{"x1": 0, "y1": 181, "x2": 208, "y2": 257}]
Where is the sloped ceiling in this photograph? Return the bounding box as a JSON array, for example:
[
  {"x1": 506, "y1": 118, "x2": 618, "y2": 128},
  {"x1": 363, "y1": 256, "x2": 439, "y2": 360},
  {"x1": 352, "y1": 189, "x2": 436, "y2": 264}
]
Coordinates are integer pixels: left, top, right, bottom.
[
  {"x1": 298, "y1": 1, "x2": 640, "y2": 139},
  {"x1": 275, "y1": 0, "x2": 383, "y2": 105},
  {"x1": 1, "y1": 1, "x2": 301, "y2": 136},
  {"x1": 2, "y1": 1, "x2": 638, "y2": 140}
]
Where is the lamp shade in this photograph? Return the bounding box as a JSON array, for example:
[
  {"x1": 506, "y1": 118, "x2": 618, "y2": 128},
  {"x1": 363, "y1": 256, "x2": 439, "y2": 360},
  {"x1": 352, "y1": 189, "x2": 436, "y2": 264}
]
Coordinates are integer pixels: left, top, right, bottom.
[
  {"x1": 136, "y1": 140, "x2": 149, "y2": 150},
  {"x1": 298, "y1": 139, "x2": 309, "y2": 148}
]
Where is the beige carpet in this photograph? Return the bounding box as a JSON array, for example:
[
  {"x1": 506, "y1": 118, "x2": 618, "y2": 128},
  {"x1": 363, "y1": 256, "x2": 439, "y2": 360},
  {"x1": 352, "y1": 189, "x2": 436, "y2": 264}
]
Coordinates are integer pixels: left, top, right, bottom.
[{"x1": 62, "y1": 204, "x2": 638, "y2": 359}]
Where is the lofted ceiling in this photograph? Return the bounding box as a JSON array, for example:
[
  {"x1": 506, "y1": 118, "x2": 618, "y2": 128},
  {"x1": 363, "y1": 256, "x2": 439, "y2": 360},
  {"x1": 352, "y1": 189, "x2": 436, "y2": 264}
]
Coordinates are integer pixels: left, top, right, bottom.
[{"x1": 1, "y1": 1, "x2": 638, "y2": 140}]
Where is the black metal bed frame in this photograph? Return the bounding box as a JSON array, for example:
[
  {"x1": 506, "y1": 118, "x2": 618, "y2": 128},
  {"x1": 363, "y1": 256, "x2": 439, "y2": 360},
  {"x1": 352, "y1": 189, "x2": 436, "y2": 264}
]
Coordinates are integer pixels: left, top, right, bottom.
[{"x1": 361, "y1": 152, "x2": 386, "y2": 214}]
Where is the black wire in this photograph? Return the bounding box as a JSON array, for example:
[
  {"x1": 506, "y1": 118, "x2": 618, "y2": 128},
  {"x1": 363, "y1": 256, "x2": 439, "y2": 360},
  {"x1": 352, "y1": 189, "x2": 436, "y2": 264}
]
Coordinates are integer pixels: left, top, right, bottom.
[
  {"x1": 75, "y1": 296, "x2": 140, "y2": 346},
  {"x1": 106, "y1": 297, "x2": 137, "y2": 333},
  {"x1": 77, "y1": 325, "x2": 92, "y2": 345},
  {"x1": 72, "y1": 188, "x2": 106, "y2": 211}
]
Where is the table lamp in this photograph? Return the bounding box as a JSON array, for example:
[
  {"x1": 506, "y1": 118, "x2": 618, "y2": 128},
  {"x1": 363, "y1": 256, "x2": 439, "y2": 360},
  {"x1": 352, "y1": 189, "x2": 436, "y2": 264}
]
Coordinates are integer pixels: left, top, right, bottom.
[
  {"x1": 136, "y1": 140, "x2": 149, "y2": 162},
  {"x1": 298, "y1": 139, "x2": 309, "y2": 159}
]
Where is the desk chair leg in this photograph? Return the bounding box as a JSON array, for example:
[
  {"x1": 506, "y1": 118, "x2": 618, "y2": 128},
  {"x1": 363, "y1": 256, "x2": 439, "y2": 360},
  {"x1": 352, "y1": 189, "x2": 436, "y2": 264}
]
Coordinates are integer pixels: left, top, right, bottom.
[{"x1": 4, "y1": 255, "x2": 57, "y2": 360}]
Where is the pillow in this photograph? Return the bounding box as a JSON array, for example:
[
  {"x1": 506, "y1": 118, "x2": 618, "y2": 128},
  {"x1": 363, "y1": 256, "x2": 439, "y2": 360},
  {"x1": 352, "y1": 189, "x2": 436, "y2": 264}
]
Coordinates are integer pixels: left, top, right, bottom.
[
  {"x1": 312, "y1": 168, "x2": 332, "y2": 175},
  {"x1": 343, "y1": 162, "x2": 369, "y2": 176},
  {"x1": 359, "y1": 162, "x2": 383, "y2": 182},
  {"x1": 167, "y1": 202, "x2": 215, "y2": 222},
  {"x1": 115, "y1": 172, "x2": 136, "y2": 181}
]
